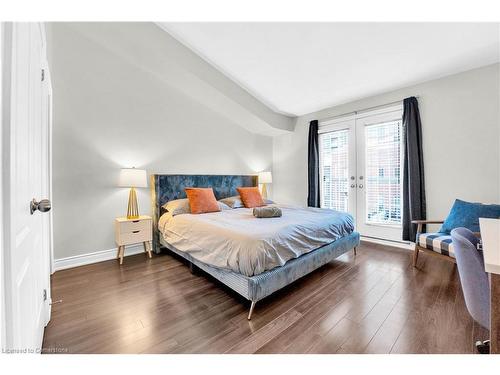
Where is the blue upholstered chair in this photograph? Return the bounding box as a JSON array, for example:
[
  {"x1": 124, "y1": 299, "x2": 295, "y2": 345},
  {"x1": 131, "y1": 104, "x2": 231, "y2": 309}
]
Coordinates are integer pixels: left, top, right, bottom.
[
  {"x1": 451, "y1": 227, "x2": 490, "y2": 353},
  {"x1": 413, "y1": 199, "x2": 500, "y2": 267}
]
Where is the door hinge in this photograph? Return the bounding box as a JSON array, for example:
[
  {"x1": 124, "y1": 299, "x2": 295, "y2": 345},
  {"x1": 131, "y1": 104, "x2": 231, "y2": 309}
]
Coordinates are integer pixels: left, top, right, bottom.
[
  {"x1": 41, "y1": 69, "x2": 45, "y2": 82},
  {"x1": 43, "y1": 289, "x2": 47, "y2": 301}
]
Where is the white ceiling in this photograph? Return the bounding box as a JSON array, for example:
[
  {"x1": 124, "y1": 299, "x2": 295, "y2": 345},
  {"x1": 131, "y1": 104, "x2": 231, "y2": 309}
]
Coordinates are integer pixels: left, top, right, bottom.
[{"x1": 160, "y1": 23, "x2": 499, "y2": 116}]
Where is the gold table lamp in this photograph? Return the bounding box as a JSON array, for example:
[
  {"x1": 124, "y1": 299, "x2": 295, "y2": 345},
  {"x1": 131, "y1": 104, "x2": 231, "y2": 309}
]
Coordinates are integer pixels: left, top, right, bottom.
[
  {"x1": 258, "y1": 171, "x2": 272, "y2": 200},
  {"x1": 119, "y1": 168, "x2": 147, "y2": 219}
]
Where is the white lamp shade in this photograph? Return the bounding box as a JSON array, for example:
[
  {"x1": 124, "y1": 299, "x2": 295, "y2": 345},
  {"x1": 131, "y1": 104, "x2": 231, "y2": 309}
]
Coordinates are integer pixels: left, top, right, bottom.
[
  {"x1": 258, "y1": 171, "x2": 272, "y2": 184},
  {"x1": 119, "y1": 168, "x2": 147, "y2": 188}
]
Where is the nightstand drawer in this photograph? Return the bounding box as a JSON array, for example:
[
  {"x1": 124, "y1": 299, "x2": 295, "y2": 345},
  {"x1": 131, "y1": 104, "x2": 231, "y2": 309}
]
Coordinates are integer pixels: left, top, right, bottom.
[
  {"x1": 118, "y1": 228, "x2": 152, "y2": 246},
  {"x1": 119, "y1": 219, "x2": 151, "y2": 234}
]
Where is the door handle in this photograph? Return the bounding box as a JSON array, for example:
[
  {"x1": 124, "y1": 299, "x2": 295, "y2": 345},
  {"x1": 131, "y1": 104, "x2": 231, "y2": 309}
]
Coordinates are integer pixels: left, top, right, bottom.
[
  {"x1": 30, "y1": 198, "x2": 51, "y2": 215},
  {"x1": 358, "y1": 184, "x2": 364, "y2": 189}
]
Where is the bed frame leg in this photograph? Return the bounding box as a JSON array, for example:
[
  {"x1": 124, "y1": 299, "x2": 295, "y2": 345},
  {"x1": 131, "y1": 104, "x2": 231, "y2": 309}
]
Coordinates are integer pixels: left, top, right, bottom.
[
  {"x1": 248, "y1": 301, "x2": 256, "y2": 320},
  {"x1": 353, "y1": 247, "x2": 357, "y2": 256},
  {"x1": 189, "y1": 262, "x2": 198, "y2": 275}
]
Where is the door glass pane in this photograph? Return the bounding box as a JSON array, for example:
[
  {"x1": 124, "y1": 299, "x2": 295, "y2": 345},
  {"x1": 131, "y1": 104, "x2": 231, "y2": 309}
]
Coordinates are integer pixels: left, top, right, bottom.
[
  {"x1": 364, "y1": 120, "x2": 402, "y2": 225},
  {"x1": 320, "y1": 129, "x2": 349, "y2": 211}
]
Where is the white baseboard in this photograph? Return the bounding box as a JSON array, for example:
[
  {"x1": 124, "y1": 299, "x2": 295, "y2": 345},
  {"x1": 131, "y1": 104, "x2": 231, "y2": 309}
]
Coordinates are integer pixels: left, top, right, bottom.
[
  {"x1": 53, "y1": 244, "x2": 146, "y2": 272},
  {"x1": 361, "y1": 236, "x2": 413, "y2": 250}
]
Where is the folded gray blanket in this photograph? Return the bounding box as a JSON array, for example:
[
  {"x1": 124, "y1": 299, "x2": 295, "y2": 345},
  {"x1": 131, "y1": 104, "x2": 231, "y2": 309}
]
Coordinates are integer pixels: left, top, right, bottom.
[{"x1": 253, "y1": 206, "x2": 282, "y2": 218}]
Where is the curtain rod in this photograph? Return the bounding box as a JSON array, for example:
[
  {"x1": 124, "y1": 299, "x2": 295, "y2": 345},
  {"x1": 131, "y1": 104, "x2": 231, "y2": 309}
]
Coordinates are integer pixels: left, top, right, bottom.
[{"x1": 320, "y1": 96, "x2": 420, "y2": 123}]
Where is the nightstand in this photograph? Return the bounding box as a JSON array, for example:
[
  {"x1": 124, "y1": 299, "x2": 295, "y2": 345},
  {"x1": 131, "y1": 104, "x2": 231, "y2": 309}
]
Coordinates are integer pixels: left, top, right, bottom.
[{"x1": 115, "y1": 215, "x2": 152, "y2": 265}]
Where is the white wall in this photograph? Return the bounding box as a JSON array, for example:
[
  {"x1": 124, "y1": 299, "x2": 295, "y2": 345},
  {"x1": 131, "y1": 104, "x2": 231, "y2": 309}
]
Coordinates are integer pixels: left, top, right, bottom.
[
  {"x1": 0, "y1": 21, "x2": 6, "y2": 349},
  {"x1": 274, "y1": 64, "x2": 500, "y2": 230},
  {"x1": 47, "y1": 23, "x2": 275, "y2": 262}
]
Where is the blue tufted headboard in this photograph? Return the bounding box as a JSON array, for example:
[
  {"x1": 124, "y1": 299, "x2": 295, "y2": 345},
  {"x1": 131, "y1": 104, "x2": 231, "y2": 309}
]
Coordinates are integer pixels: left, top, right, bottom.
[{"x1": 150, "y1": 174, "x2": 258, "y2": 252}]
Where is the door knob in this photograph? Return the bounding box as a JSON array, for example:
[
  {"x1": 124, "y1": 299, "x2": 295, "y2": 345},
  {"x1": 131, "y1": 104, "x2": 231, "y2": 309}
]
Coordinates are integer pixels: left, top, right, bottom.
[
  {"x1": 350, "y1": 184, "x2": 356, "y2": 188},
  {"x1": 30, "y1": 198, "x2": 51, "y2": 215},
  {"x1": 358, "y1": 184, "x2": 364, "y2": 189}
]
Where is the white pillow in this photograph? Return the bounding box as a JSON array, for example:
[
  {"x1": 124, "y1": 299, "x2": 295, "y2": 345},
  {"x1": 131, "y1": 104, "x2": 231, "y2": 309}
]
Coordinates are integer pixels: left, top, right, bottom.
[
  {"x1": 162, "y1": 198, "x2": 190, "y2": 216},
  {"x1": 219, "y1": 196, "x2": 244, "y2": 209},
  {"x1": 220, "y1": 195, "x2": 274, "y2": 208},
  {"x1": 163, "y1": 198, "x2": 230, "y2": 216},
  {"x1": 218, "y1": 202, "x2": 231, "y2": 210}
]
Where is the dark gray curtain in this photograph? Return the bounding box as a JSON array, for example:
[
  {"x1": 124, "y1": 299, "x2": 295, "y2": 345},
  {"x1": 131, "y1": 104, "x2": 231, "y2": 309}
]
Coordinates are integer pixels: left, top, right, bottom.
[
  {"x1": 307, "y1": 120, "x2": 320, "y2": 207},
  {"x1": 402, "y1": 97, "x2": 426, "y2": 241}
]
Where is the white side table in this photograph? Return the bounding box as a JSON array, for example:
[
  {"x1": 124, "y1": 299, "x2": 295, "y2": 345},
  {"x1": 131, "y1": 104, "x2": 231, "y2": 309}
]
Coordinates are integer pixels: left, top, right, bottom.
[{"x1": 115, "y1": 215, "x2": 152, "y2": 265}]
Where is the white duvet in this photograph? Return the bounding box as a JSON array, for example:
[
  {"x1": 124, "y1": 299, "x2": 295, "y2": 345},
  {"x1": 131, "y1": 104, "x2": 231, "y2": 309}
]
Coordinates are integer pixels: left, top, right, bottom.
[{"x1": 158, "y1": 205, "x2": 354, "y2": 276}]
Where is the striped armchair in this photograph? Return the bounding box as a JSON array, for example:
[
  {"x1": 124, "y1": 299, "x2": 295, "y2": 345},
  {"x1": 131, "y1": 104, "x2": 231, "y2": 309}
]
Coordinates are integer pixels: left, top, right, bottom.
[
  {"x1": 412, "y1": 200, "x2": 500, "y2": 267},
  {"x1": 412, "y1": 220, "x2": 481, "y2": 267},
  {"x1": 412, "y1": 220, "x2": 455, "y2": 267}
]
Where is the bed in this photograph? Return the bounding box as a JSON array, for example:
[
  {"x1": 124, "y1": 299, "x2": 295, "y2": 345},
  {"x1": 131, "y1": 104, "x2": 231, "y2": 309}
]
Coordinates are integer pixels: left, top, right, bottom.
[{"x1": 151, "y1": 174, "x2": 360, "y2": 319}]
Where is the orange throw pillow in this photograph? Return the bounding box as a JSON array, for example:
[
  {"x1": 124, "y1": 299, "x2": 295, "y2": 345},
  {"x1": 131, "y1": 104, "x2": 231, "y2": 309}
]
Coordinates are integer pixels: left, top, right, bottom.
[
  {"x1": 185, "y1": 188, "x2": 220, "y2": 214},
  {"x1": 237, "y1": 187, "x2": 265, "y2": 208}
]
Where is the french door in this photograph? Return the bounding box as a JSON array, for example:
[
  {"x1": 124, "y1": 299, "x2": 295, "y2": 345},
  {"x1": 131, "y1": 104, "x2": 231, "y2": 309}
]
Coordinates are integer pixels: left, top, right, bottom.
[{"x1": 319, "y1": 105, "x2": 403, "y2": 242}]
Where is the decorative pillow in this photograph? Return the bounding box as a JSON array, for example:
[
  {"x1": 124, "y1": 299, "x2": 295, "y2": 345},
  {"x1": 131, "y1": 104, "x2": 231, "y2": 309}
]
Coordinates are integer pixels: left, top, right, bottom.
[
  {"x1": 162, "y1": 198, "x2": 190, "y2": 216},
  {"x1": 163, "y1": 198, "x2": 229, "y2": 216},
  {"x1": 439, "y1": 199, "x2": 500, "y2": 234},
  {"x1": 219, "y1": 196, "x2": 244, "y2": 209},
  {"x1": 237, "y1": 187, "x2": 265, "y2": 208},
  {"x1": 185, "y1": 188, "x2": 221, "y2": 214}
]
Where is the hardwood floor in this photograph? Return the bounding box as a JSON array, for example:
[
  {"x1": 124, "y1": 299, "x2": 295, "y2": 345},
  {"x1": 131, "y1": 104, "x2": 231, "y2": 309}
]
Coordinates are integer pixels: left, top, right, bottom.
[{"x1": 42, "y1": 241, "x2": 488, "y2": 354}]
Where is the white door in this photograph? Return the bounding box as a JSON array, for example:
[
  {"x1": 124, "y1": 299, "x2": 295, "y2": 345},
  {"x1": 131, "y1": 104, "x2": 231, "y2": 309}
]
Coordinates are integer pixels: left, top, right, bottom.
[
  {"x1": 2, "y1": 23, "x2": 52, "y2": 352},
  {"x1": 319, "y1": 106, "x2": 403, "y2": 242},
  {"x1": 355, "y1": 108, "x2": 403, "y2": 241}
]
